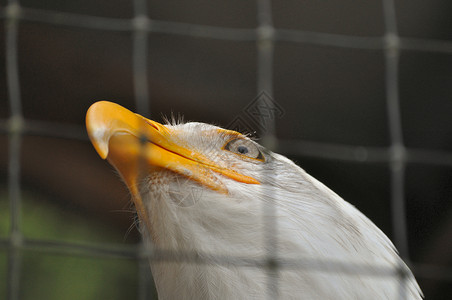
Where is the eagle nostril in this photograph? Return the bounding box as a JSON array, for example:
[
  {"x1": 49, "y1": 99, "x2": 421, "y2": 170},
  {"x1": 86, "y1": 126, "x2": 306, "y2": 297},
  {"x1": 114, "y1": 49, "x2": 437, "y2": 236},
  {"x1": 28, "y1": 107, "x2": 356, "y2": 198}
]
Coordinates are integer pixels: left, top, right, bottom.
[{"x1": 146, "y1": 120, "x2": 160, "y2": 131}]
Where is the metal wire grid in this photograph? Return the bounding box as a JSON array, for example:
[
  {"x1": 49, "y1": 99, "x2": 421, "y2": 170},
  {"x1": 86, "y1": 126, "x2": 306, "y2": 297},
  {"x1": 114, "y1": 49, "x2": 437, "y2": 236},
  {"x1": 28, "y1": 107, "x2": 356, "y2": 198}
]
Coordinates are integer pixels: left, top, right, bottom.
[{"x1": 1, "y1": 0, "x2": 452, "y2": 299}]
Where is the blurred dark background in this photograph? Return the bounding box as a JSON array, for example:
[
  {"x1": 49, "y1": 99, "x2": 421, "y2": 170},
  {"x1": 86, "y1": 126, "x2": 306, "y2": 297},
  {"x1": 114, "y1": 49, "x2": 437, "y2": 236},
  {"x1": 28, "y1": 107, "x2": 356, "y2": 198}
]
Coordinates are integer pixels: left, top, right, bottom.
[{"x1": 1, "y1": 1, "x2": 451, "y2": 299}]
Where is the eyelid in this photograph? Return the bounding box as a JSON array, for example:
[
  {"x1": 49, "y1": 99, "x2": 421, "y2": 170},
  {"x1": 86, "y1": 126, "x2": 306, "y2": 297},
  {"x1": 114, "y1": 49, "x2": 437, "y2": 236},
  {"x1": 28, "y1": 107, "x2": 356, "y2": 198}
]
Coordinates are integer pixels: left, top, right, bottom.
[{"x1": 223, "y1": 137, "x2": 246, "y2": 152}]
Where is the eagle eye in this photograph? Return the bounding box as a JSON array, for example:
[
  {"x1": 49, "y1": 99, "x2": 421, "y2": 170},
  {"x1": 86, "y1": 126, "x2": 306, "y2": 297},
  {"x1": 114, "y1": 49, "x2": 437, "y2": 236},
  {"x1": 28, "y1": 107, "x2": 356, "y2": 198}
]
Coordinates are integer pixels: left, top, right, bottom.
[{"x1": 223, "y1": 138, "x2": 264, "y2": 161}]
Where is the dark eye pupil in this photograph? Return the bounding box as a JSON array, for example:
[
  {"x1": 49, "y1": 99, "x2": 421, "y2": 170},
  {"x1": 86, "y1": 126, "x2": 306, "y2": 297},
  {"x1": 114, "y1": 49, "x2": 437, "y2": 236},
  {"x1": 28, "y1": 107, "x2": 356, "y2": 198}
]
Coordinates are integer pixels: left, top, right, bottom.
[{"x1": 237, "y1": 145, "x2": 248, "y2": 154}]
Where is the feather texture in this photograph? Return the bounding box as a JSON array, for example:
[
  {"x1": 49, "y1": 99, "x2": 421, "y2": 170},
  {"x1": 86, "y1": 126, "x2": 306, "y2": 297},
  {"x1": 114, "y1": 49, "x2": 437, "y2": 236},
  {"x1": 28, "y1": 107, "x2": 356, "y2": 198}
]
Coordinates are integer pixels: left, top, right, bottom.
[{"x1": 132, "y1": 122, "x2": 422, "y2": 299}]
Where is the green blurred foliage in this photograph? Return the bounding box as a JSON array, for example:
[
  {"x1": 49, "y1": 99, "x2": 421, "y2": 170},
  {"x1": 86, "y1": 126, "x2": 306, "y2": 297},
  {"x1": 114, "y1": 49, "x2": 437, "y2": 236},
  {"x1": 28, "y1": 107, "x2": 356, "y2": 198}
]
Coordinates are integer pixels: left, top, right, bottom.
[
  {"x1": 0, "y1": 251, "x2": 6, "y2": 300},
  {"x1": 19, "y1": 253, "x2": 137, "y2": 300},
  {"x1": 19, "y1": 191, "x2": 130, "y2": 244},
  {"x1": 0, "y1": 192, "x2": 10, "y2": 238},
  {"x1": 0, "y1": 188, "x2": 139, "y2": 299}
]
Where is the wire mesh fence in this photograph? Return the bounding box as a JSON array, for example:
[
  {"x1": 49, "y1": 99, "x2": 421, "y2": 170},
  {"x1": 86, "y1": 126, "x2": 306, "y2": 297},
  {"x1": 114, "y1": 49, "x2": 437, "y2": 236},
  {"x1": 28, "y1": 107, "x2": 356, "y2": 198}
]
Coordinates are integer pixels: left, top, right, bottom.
[{"x1": 1, "y1": 0, "x2": 452, "y2": 299}]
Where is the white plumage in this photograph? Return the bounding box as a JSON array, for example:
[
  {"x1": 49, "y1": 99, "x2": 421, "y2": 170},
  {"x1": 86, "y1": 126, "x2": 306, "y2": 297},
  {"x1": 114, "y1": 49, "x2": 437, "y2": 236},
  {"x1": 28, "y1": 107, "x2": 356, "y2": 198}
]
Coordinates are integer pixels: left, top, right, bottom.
[{"x1": 86, "y1": 101, "x2": 422, "y2": 300}]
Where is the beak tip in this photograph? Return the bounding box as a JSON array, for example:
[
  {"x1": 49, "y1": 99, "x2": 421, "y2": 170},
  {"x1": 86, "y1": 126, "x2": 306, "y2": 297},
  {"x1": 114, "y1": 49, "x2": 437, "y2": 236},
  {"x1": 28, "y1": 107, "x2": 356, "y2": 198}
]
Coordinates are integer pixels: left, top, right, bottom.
[
  {"x1": 86, "y1": 125, "x2": 109, "y2": 159},
  {"x1": 96, "y1": 144, "x2": 109, "y2": 160},
  {"x1": 86, "y1": 101, "x2": 113, "y2": 160}
]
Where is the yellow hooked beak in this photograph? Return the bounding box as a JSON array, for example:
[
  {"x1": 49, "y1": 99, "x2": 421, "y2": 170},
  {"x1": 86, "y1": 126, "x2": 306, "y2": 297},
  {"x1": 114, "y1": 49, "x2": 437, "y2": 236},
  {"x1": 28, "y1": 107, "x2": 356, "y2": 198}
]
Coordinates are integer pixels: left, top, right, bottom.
[{"x1": 86, "y1": 101, "x2": 259, "y2": 233}]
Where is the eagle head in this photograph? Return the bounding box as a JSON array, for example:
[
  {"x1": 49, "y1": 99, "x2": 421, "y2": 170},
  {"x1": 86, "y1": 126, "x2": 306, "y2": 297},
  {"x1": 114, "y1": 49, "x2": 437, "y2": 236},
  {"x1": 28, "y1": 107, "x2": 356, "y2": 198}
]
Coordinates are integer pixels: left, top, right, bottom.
[{"x1": 86, "y1": 101, "x2": 422, "y2": 299}]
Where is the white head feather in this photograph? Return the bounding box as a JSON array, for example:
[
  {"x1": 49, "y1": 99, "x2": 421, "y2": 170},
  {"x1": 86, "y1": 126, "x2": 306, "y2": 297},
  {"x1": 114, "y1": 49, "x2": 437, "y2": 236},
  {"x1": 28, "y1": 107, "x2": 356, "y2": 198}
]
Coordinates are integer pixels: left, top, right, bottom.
[{"x1": 134, "y1": 121, "x2": 423, "y2": 300}]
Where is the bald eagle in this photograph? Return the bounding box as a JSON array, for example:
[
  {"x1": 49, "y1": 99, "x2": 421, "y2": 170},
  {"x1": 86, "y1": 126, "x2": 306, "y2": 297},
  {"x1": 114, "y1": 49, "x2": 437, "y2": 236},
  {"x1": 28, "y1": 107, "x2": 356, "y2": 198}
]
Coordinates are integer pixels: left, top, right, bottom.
[{"x1": 86, "y1": 101, "x2": 422, "y2": 300}]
